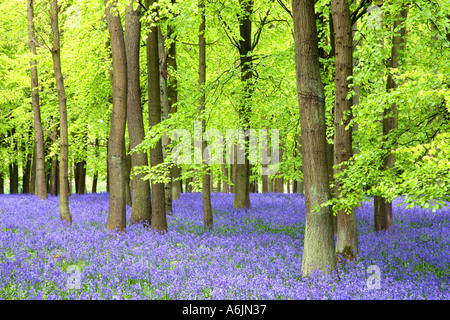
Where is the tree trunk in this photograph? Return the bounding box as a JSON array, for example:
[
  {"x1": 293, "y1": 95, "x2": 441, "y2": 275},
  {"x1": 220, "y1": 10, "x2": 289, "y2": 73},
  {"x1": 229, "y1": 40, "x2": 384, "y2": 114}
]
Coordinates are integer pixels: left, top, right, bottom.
[
  {"x1": 0, "y1": 173, "x2": 3, "y2": 194},
  {"x1": 92, "y1": 171, "x2": 98, "y2": 193},
  {"x1": 158, "y1": 27, "x2": 173, "y2": 214},
  {"x1": 167, "y1": 1, "x2": 182, "y2": 200},
  {"x1": 374, "y1": 7, "x2": 408, "y2": 232},
  {"x1": 221, "y1": 164, "x2": 229, "y2": 192},
  {"x1": 30, "y1": 143, "x2": 36, "y2": 194},
  {"x1": 50, "y1": 0, "x2": 72, "y2": 223},
  {"x1": 105, "y1": 0, "x2": 128, "y2": 233},
  {"x1": 231, "y1": 143, "x2": 237, "y2": 193},
  {"x1": 23, "y1": 153, "x2": 32, "y2": 194},
  {"x1": 292, "y1": 0, "x2": 336, "y2": 276},
  {"x1": 199, "y1": 0, "x2": 212, "y2": 229},
  {"x1": 125, "y1": 2, "x2": 152, "y2": 225},
  {"x1": 233, "y1": 0, "x2": 253, "y2": 209},
  {"x1": 146, "y1": 0, "x2": 167, "y2": 233},
  {"x1": 49, "y1": 159, "x2": 59, "y2": 196},
  {"x1": 27, "y1": 0, "x2": 47, "y2": 200},
  {"x1": 331, "y1": 0, "x2": 358, "y2": 256},
  {"x1": 9, "y1": 162, "x2": 19, "y2": 194},
  {"x1": 75, "y1": 160, "x2": 86, "y2": 194},
  {"x1": 124, "y1": 142, "x2": 132, "y2": 205}
]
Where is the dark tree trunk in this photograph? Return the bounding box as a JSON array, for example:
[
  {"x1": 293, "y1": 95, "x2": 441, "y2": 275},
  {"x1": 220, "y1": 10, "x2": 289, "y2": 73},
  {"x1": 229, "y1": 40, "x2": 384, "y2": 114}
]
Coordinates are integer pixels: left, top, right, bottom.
[
  {"x1": 27, "y1": 0, "x2": 47, "y2": 200},
  {"x1": 75, "y1": 160, "x2": 86, "y2": 195},
  {"x1": 105, "y1": 0, "x2": 128, "y2": 232},
  {"x1": 233, "y1": 0, "x2": 253, "y2": 209},
  {"x1": 125, "y1": 2, "x2": 152, "y2": 225},
  {"x1": 30, "y1": 143, "x2": 36, "y2": 195},
  {"x1": 50, "y1": 0, "x2": 72, "y2": 223},
  {"x1": 374, "y1": 7, "x2": 408, "y2": 232},
  {"x1": 23, "y1": 153, "x2": 32, "y2": 194},
  {"x1": 0, "y1": 173, "x2": 3, "y2": 194},
  {"x1": 49, "y1": 159, "x2": 59, "y2": 196},
  {"x1": 92, "y1": 171, "x2": 98, "y2": 193},
  {"x1": 293, "y1": 0, "x2": 336, "y2": 276},
  {"x1": 9, "y1": 162, "x2": 19, "y2": 194},
  {"x1": 124, "y1": 142, "x2": 132, "y2": 205},
  {"x1": 146, "y1": 0, "x2": 167, "y2": 232},
  {"x1": 332, "y1": 0, "x2": 358, "y2": 256}
]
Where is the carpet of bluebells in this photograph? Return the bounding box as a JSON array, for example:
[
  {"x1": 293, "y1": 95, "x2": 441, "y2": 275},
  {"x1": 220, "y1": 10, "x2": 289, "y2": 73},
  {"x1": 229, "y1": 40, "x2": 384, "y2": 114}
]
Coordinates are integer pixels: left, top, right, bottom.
[{"x1": 0, "y1": 192, "x2": 449, "y2": 300}]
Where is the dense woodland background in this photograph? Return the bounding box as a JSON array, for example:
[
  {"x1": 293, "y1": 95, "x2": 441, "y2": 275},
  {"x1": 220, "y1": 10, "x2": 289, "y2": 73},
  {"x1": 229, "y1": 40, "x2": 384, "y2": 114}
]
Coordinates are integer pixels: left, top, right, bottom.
[{"x1": 0, "y1": 0, "x2": 449, "y2": 277}]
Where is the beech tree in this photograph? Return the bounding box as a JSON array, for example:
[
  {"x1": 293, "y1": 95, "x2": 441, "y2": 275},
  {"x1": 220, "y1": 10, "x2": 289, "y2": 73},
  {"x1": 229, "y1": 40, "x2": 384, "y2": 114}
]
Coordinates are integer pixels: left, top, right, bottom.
[
  {"x1": 26, "y1": 0, "x2": 47, "y2": 200},
  {"x1": 292, "y1": 0, "x2": 336, "y2": 276},
  {"x1": 105, "y1": 0, "x2": 128, "y2": 232},
  {"x1": 125, "y1": 1, "x2": 152, "y2": 226},
  {"x1": 331, "y1": 0, "x2": 358, "y2": 255},
  {"x1": 50, "y1": 0, "x2": 71, "y2": 224},
  {"x1": 146, "y1": 0, "x2": 167, "y2": 233},
  {"x1": 199, "y1": 0, "x2": 213, "y2": 229}
]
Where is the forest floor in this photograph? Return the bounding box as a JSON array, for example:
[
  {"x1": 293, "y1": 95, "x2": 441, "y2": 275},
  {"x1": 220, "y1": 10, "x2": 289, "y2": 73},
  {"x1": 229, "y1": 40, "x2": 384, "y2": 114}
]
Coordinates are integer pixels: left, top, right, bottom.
[{"x1": 0, "y1": 192, "x2": 448, "y2": 299}]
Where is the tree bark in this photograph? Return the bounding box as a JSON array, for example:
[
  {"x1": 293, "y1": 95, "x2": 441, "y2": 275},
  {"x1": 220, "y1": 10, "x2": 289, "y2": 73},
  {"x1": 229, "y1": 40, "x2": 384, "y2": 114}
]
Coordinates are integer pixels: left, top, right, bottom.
[
  {"x1": 331, "y1": 0, "x2": 358, "y2": 256},
  {"x1": 146, "y1": 0, "x2": 167, "y2": 232},
  {"x1": 22, "y1": 152, "x2": 32, "y2": 194},
  {"x1": 49, "y1": 159, "x2": 59, "y2": 196},
  {"x1": 27, "y1": 0, "x2": 47, "y2": 200},
  {"x1": 199, "y1": 0, "x2": 213, "y2": 229},
  {"x1": 158, "y1": 27, "x2": 173, "y2": 214},
  {"x1": 50, "y1": 0, "x2": 72, "y2": 223},
  {"x1": 233, "y1": 0, "x2": 253, "y2": 209},
  {"x1": 125, "y1": 2, "x2": 152, "y2": 225},
  {"x1": 0, "y1": 173, "x2": 3, "y2": 194},
  {"x1": 374, "y1": 7, "x2": 407, "y2": 232},
  {"x1": 105, "y1": 0, "x2": 128, "y2": 232},
  {"x1": 30, "y1": 143, "x2": 36, "y2": 194},
  {"x1": 221, "y1": 164, "x2": 229, "y2": 192},
  {"x1": 167, "y1": 0, "x2": 182, "y2": 200},
  {"x1": 292, "y1": 0, "x2": 336, "y2": 276}
]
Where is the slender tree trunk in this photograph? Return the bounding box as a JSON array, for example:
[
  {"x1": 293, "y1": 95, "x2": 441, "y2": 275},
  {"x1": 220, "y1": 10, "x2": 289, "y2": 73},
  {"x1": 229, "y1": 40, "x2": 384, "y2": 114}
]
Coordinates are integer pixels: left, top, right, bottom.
[
  {"x1": 92, "y1": 171, "x2": 98, "y2": 193},
  {"x1": 199, "y1": 0, "x2": 212, "y2": 229},
  {"x1": 293, "y1": 0, "x2": 336, "y2": 276},
  {"x1": 374, "y1": 7, "x2": 408, "y2": 232},
  {"x1": 125, "y1": 2, "x2": 152, "y2": 225},
  {"x1": 75, "y1": 160, "x2": 86, "y2": 194},
  {"x1": 23, "y1": 153, "x2": 32, "y2": 194},
  {"x1": 105, "y1": 0, "x2": 128, "y2": 232},
  {"x1": 50, "y1": 0, "x2": 72, "y2": 223},
  {"x1": 27, "y1": 0, "x2": 47, "y2": 200},
  {"x1": 124, "y1": 142, "x2": 132, "y2": 205},
  {"x1": 69, "y1": 159, "x2": 73, "y2": 195},
  {"x1": 92, "y1": 138, "x2": 99, "y2": 193},
  {"x1": 158, "y1": 28, "x2": 173, "y2": 214},
  {"x1": 331, "y1": 0, "x2": 358, "y2": 256},
  {"x1": 233, "y1": 0, "x2": 253, "y2": 209},
  {"x1": 0, "y1": 173, "x2": 3, "y2": 194},
  {"x1": 231, "y1": 143, "x2": 237, "y2": 193},
  {"x1": 167, "y1": 1, "x2": 182, "y2": 200},
  {"x1": 30, "y1": 143, "x2": 36, "y2": 194},
  {"x1": 9, "y1": 161, "x2": 19, "y2": 194},
  {"x1": 49, "y1": 159, "x2": 59, "y2": 196},
  {"x1": 221, "y1": 164, "x2": 229, "y2": 192},
  {"x1": 146, "y1": 0, "x2": 167, "y2": 232}
]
